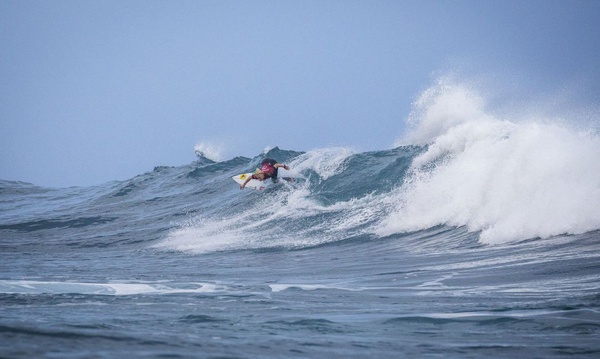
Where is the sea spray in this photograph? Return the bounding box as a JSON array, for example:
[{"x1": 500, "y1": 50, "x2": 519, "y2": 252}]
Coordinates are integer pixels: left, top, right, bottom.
[{"x1": 379, "y1": 82, "x2": 600, "y2": 244}]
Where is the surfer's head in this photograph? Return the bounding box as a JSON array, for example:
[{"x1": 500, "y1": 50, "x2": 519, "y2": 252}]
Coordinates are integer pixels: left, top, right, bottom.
[{"x1": 253, "y1": 169, "x2": 266, "y2": 180}]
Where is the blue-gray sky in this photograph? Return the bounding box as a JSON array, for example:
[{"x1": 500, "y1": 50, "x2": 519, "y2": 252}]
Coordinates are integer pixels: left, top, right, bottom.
[{"x1": 1, "y1": 0, "x2": 599, "y2": 187}]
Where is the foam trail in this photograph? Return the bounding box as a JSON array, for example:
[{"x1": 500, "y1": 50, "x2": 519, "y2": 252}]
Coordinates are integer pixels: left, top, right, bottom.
[
  {"x1": 155, "y1": 147, "x2": 381, "y2": 254},
  {"x1": 0, "y1": 280, "x2": 220, "y2": 296},
  {"x1": 379, "y1": 81, "x2": 600, "y2": 244}
]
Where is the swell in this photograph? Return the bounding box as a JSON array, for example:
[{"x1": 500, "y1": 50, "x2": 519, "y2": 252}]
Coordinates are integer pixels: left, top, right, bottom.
[
  {"x1": 0, "y1": 216, "x2": 117, "y2": 232},
  {"x1": 0, "y1": 323, "x2": 173, "y2": 352},
  {"x1": 382, "y1": 307, "x2": 600, "y2": 332}
]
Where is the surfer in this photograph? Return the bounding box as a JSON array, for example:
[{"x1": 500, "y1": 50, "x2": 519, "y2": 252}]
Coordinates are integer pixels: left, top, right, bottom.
[{"x1": 240, "y1": 158, "x2": 290, "y2": 189}]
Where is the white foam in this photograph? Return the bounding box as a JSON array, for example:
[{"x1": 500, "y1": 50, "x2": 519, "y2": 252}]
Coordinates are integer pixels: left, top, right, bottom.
[
  {"x1": 155, "y1": 191, "x2": 378, "y2": 255},
  {"x1": 269, "y1": 283, "x2": 359, "y2": 292},
  {"x1": 290, "y1": 147, "x2": 355, "y2": 180},
  {"x1": 0, "y1": 280, "x2": 220, "y2": 296},
  {"x1": 380, "y1": 81, "x2": 600, "y2": 244},
  {"x1": 396, "y1": 78, "x2": 495, "y2": 147},
  {"x1": 194, "y1": 141, "x2": 224, "y2": 162},
  {"x1": 154, "y1": 216, "x2": 258, "y2": 254}
]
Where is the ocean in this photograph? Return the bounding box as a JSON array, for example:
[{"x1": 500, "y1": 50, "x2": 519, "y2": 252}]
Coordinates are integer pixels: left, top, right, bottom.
[{"x1": 2, "y1": 84, "x2": 600, "y2": 358}]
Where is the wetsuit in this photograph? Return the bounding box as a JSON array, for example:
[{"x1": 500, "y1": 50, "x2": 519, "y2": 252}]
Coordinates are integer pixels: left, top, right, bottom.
[{"x1": 260, "y1": 158, "x2": 279, "y2": 181}]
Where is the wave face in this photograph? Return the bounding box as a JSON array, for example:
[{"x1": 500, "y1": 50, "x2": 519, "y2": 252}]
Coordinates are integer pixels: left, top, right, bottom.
[{"x1": 1, "y1": 83, "x2": 599, "y2": 358}]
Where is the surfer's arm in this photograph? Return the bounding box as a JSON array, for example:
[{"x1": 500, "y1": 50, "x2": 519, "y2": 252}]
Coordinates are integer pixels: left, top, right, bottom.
[
  {"x1": 240, "y1": 175, "x2": 253, "y2": 189},
  {"x1": 274, "y1": 163, "x2": 290, "y2": 170}
]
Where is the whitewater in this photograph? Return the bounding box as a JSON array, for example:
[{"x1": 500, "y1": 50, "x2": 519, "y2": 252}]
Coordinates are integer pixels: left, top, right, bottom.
[{"x1": 1, "y1": 82, "x2": 600, "y2": 358}]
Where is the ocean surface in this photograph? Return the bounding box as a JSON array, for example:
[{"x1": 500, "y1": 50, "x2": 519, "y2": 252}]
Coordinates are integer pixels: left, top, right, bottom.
[{"x1": 2, "y1": 85, "x2": 600, "y2": 358}]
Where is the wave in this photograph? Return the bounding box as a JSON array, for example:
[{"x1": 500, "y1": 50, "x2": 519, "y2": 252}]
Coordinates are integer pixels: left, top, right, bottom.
[
  {"x1": 2, "y1": 81, "x2": 599, "y2": 253},
  {"x1": 158, "y1": 82, "x2": 600, "y2": 252}
]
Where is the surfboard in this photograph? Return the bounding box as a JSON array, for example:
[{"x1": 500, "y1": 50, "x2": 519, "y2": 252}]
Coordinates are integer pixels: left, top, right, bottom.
[
  {"x1": 232, "y1": 173, "x2": 267, "y2": 190},
  {"x1": 232, "y1": 169, "x2": 297, "y2": 191}
]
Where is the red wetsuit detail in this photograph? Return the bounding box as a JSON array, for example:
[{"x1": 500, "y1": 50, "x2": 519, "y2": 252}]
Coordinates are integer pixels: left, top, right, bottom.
[{"x1": 260, "y1": 163, "x2": 275, "y2": 178}]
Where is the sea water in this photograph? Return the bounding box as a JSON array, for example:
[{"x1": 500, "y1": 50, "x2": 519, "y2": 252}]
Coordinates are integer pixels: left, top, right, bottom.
[{"x1": 1, "y1": 83, "x2": 599, "y2": 358}]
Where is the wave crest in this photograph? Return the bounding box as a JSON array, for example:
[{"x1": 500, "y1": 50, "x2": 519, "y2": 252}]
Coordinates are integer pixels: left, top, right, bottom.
[{"x1": 380, "y1": 81, "x2": 600, "y2": 244}]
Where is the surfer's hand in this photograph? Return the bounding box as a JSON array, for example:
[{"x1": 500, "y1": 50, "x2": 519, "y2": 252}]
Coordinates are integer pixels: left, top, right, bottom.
[{"x1": 240, "y1": 184, "x2": 245, "y2": 190}]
